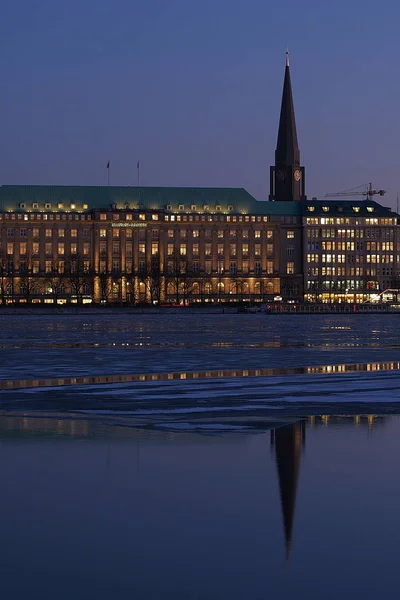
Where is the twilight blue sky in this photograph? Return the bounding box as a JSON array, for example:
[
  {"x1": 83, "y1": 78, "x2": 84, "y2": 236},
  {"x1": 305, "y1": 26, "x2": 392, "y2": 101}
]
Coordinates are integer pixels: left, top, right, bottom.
[{"x1": 1, "y1": 0, "x2": 400, "y2": 207}]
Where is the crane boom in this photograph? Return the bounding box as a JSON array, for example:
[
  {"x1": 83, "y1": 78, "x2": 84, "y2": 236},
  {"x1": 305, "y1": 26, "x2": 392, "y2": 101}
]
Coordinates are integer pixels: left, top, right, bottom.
[{"x1": 325, "y1": 182, "x2": 386, "y2": 201}]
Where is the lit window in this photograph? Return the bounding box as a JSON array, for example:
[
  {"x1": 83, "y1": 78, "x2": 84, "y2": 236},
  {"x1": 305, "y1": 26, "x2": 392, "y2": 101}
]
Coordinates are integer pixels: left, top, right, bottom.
[
  {"x1": 139, "y1": 214, "x2": 145, "y2": 221},
  {"x1": 58, "y1": 228, "x2": 65, "y2": 237},
  {"x1": 7, "y1": 242, "x2": 13, "y2": 255},
  {"x1": 58, "y1": 203, "x2": 64, "y2": 209},
  {"x1": 100, "y1": 213, "x2": 107, "y2": 221},
  {"x1": 322, "y1": 206, "x2": 329, "y2": 212},
  {"x1": 71, "y1": 203, "x2": 76, "y2": 210},
  {"x1": 139, "y1": 243, "x2": 145, "y2": 255},
  {"x1": 193, "y1": 229, "x2": 199, "y2": 238},
  {"x1": 71, "y1": 229, "x2": 77, "y2": 237},
  {"x1": 45, "y1": 243, "x2": 52, "y2": 255},
  {"x1": 287, "y1": 262, "x2": 295, "y2": 274},
  {"x1": 58, "y1": 243, "x2": 65, "y2": 255},
  {"x1": 19, "y1": 242, "x2": 27, "y2": 255},
  {"x1": 70, "y1": 243, "x2": 77, "y2": 255},
  {"x1": 367, "y1": 206, "x2": 374, "y2": 212},
  {"x1": 83, "y1": 204, "x2": 88, "y2": 210},
  {"x1": 152, "y1": 214, "x2": 158, "y2": 221},
  {"x1": 83, "y1": 243, "x2": 90, "y2": 256},
  {"x1": 32, "y1": 242, "x2": 39, "y2": 254},
  {"x1": 255, "y1": 230, "x2": 261, "y2": 238},
  {"x1": 113, "y1": 228, "x2": 120, "y2": 238},
  {"x1": 287, "y1": 230, "x2": 295, "y2": 239},
  {"x1": 180, "y1": 244, "x2": 187, "y2": 256},
  {"x1": 45, "y1": 229, "x2": 52, "y2": 238}
]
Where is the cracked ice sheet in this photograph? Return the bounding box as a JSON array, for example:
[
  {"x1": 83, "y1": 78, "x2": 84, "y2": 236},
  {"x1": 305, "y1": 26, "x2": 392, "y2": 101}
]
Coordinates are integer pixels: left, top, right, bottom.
[
  {"x1": 0, "y1": 313, "x2": 399, "y2": 383},
  {"x1": 2, "y1": 371, "x2": 400, "y2": 417}
]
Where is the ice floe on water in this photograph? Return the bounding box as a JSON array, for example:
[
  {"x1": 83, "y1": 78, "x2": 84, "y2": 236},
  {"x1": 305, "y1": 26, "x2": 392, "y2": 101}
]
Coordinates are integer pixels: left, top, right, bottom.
[{"x1": 2, "y1": 313, "x2": 400, "y2": 421}]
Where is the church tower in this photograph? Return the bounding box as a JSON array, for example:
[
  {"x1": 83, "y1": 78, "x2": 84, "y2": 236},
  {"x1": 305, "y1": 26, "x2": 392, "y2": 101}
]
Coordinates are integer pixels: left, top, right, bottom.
[{"x1": 269, "y1": 53, "x2": 306, "y2": 201}]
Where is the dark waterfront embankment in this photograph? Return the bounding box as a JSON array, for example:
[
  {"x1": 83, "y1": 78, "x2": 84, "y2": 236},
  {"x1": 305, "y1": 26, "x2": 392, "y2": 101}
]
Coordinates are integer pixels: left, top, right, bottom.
[{"x1": 0, "y1": 302, "x2": 398, "y2": 315}]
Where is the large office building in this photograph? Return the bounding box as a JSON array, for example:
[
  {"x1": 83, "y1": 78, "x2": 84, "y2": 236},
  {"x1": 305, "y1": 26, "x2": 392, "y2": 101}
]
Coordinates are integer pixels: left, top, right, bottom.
[{"x1": 0, "y1": 56, "x2": 398, "y2": 305}]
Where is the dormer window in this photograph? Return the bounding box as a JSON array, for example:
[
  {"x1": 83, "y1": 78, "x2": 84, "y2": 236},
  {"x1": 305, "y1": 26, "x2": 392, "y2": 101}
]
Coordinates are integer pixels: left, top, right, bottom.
[
  {"x1": 166, "y1": 204, "x2": 172, "y2": 210},
  {"x1": 227, "y1": 205, "x2": 233, "y2": 211},
  {"x1": 71, "y1": 203, "x2": 76, "y2": 210},
  {"x1": 367, "y1": 206, "x2": 374, "y2": 212},
  {"x1": 307, "y1": 206, "x2": 315, "y2": 212},
  {"x1": 32, "y1": 203, "x2": 39, "y2": 209},
  {"x1": 178, "y1": 204, "x2": 184, "y2": 211},
  {"x1": 216, "y1": 205, "x2": 221, "y2": 211},
  {"x1": 203, "y1": 205, "x2": 209, "y2": 211},
  {"x1": 19, "y1": 203, "x2": 26, "y2": 209},
  {"x1": 322, "y1": 206, "x2": 329, "y2": 212},
  {"x1": 45, "y1": 203, "x2": 51, "y2": 209},
  {"x1": 83, "y1": 204, "x2": 88, "y2": 210},
  {"x1": 191, "y1": 205, "x2": 196, "y2": 211},
  {"x1": 58, "y1": 203, "x2": 64, "y2": 209},
  {"x1": 353, "y1": 206, "x2": 360, "y2": 213}
]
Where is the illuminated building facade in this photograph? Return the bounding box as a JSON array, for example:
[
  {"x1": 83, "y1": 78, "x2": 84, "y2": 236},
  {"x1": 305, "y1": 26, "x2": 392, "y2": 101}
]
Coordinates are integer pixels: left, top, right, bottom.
[{"x1": 0, "y1": 56, "x2": 397, "y2": 305}]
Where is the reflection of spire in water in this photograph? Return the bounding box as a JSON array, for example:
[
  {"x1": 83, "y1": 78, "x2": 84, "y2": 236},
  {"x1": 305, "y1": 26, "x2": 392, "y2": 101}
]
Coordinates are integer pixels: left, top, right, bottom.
[{"x1": 271, "y1": 421, "x2": 305, "y2": 561}]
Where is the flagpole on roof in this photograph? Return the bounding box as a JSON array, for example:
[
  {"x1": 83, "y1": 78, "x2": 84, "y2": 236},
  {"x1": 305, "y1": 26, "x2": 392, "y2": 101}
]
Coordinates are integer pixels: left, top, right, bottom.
[
  {"x1": 106, "y1": 161, "x2": 110, "y2": 187},
  {"x1": 137, "y1": 160, "x2": 140, "y2": 186}
]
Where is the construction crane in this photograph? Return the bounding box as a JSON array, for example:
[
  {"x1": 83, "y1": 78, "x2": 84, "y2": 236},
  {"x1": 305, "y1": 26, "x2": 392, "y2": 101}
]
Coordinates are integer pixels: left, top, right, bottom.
[{"x1": 325, "y1": 182, "x2": 386, "y2": 202}]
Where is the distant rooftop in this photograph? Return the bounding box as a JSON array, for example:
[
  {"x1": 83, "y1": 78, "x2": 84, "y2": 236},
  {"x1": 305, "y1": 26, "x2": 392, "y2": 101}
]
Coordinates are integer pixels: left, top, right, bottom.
[
  {"x1": 0, "y1": 185, "x2": 301, "y2": 215},
  {"x1": 0, "y1": 185, "x2": 395, "y2": 218}
]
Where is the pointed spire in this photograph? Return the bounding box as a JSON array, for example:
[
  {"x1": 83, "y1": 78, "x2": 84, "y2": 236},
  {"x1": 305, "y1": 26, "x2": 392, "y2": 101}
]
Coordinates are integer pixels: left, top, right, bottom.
[
  {"x1": 276, "y1": 52, "x2": 299, "y2": 166},
  {"x1": 271, "y1": 422, "x2": 305, "y2": 562}
]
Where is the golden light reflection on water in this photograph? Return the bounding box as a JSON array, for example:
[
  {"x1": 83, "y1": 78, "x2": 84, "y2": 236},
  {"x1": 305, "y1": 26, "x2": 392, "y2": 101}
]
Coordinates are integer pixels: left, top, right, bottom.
[
  {"x1": 0, "y1": 414, "x2": 388, "y2": 438},
  {"x1": 0, "y1": 361, "x2": 400, "y2": 391}
]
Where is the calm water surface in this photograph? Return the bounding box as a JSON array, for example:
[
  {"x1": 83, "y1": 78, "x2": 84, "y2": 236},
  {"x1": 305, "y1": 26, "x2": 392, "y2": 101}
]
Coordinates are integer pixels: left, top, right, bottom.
[{"x1": 1, "y1": 415, "x2": 399, "y2": 599}]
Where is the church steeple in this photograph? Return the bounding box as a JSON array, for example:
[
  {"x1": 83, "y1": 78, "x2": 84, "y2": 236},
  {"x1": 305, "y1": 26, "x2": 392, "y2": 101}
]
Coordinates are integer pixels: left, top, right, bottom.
[
  {"x1": 270, "y1": 421, "x2": 305, "y2": 560},
  {"x1": 269, "y1": 53, "x2": 306, "y2": 201}
]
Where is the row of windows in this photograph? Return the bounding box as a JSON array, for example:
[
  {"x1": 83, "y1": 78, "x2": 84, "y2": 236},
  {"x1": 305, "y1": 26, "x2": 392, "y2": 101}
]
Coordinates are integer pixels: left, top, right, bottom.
[
  {"x1": 306, "y1": 216, "x2": 395, "y2": 225},
  {"x1": 5, "y1": 243, "x2": 90, "y2": 256},
  {"x1": 307, "y1": 280, "x2": 380, "y2": 290},
  {"x1": 307, "y1": 267, "x2": 395, "y2": 278},
  {"x1": 307, "y1": 253, "x2": 396, "y2": 264},
  {"x1": 308, "y1": 241, "x2": 395, "y2": 251},
  {"x1": 307, "y1": 227, "x2": 395, "y2": 239},
  {"x1": 5, "y1": 228, "x2": 90, "y2": 238},
  {"x1": 1, "y1": 213, "x2": 91, "y2": 221},
  {"x1": 98, "y1": 228, "x2": 277, "y2": 240}
]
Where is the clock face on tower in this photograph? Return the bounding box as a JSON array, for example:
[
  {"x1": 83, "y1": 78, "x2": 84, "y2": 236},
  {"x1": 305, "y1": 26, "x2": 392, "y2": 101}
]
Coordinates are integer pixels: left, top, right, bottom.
[
  {"x1": 294, "y1": 169, "x2": 301, "y2": 181},
  {"x1": 276, "y1": 170, "x2": 286, "y2": 181}
]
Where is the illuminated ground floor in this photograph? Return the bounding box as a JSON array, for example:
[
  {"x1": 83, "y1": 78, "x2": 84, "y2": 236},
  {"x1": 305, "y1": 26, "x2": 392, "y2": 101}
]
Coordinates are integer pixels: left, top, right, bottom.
[{"x1": 0, "y1": 275, "x2": 281, "y2": 305}]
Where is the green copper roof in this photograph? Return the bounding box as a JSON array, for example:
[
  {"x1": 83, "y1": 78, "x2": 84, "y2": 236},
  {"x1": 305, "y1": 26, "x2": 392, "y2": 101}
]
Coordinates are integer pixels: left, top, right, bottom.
[{"x1": 0, "y1": 185, "x2": 301, "y2": 215}]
